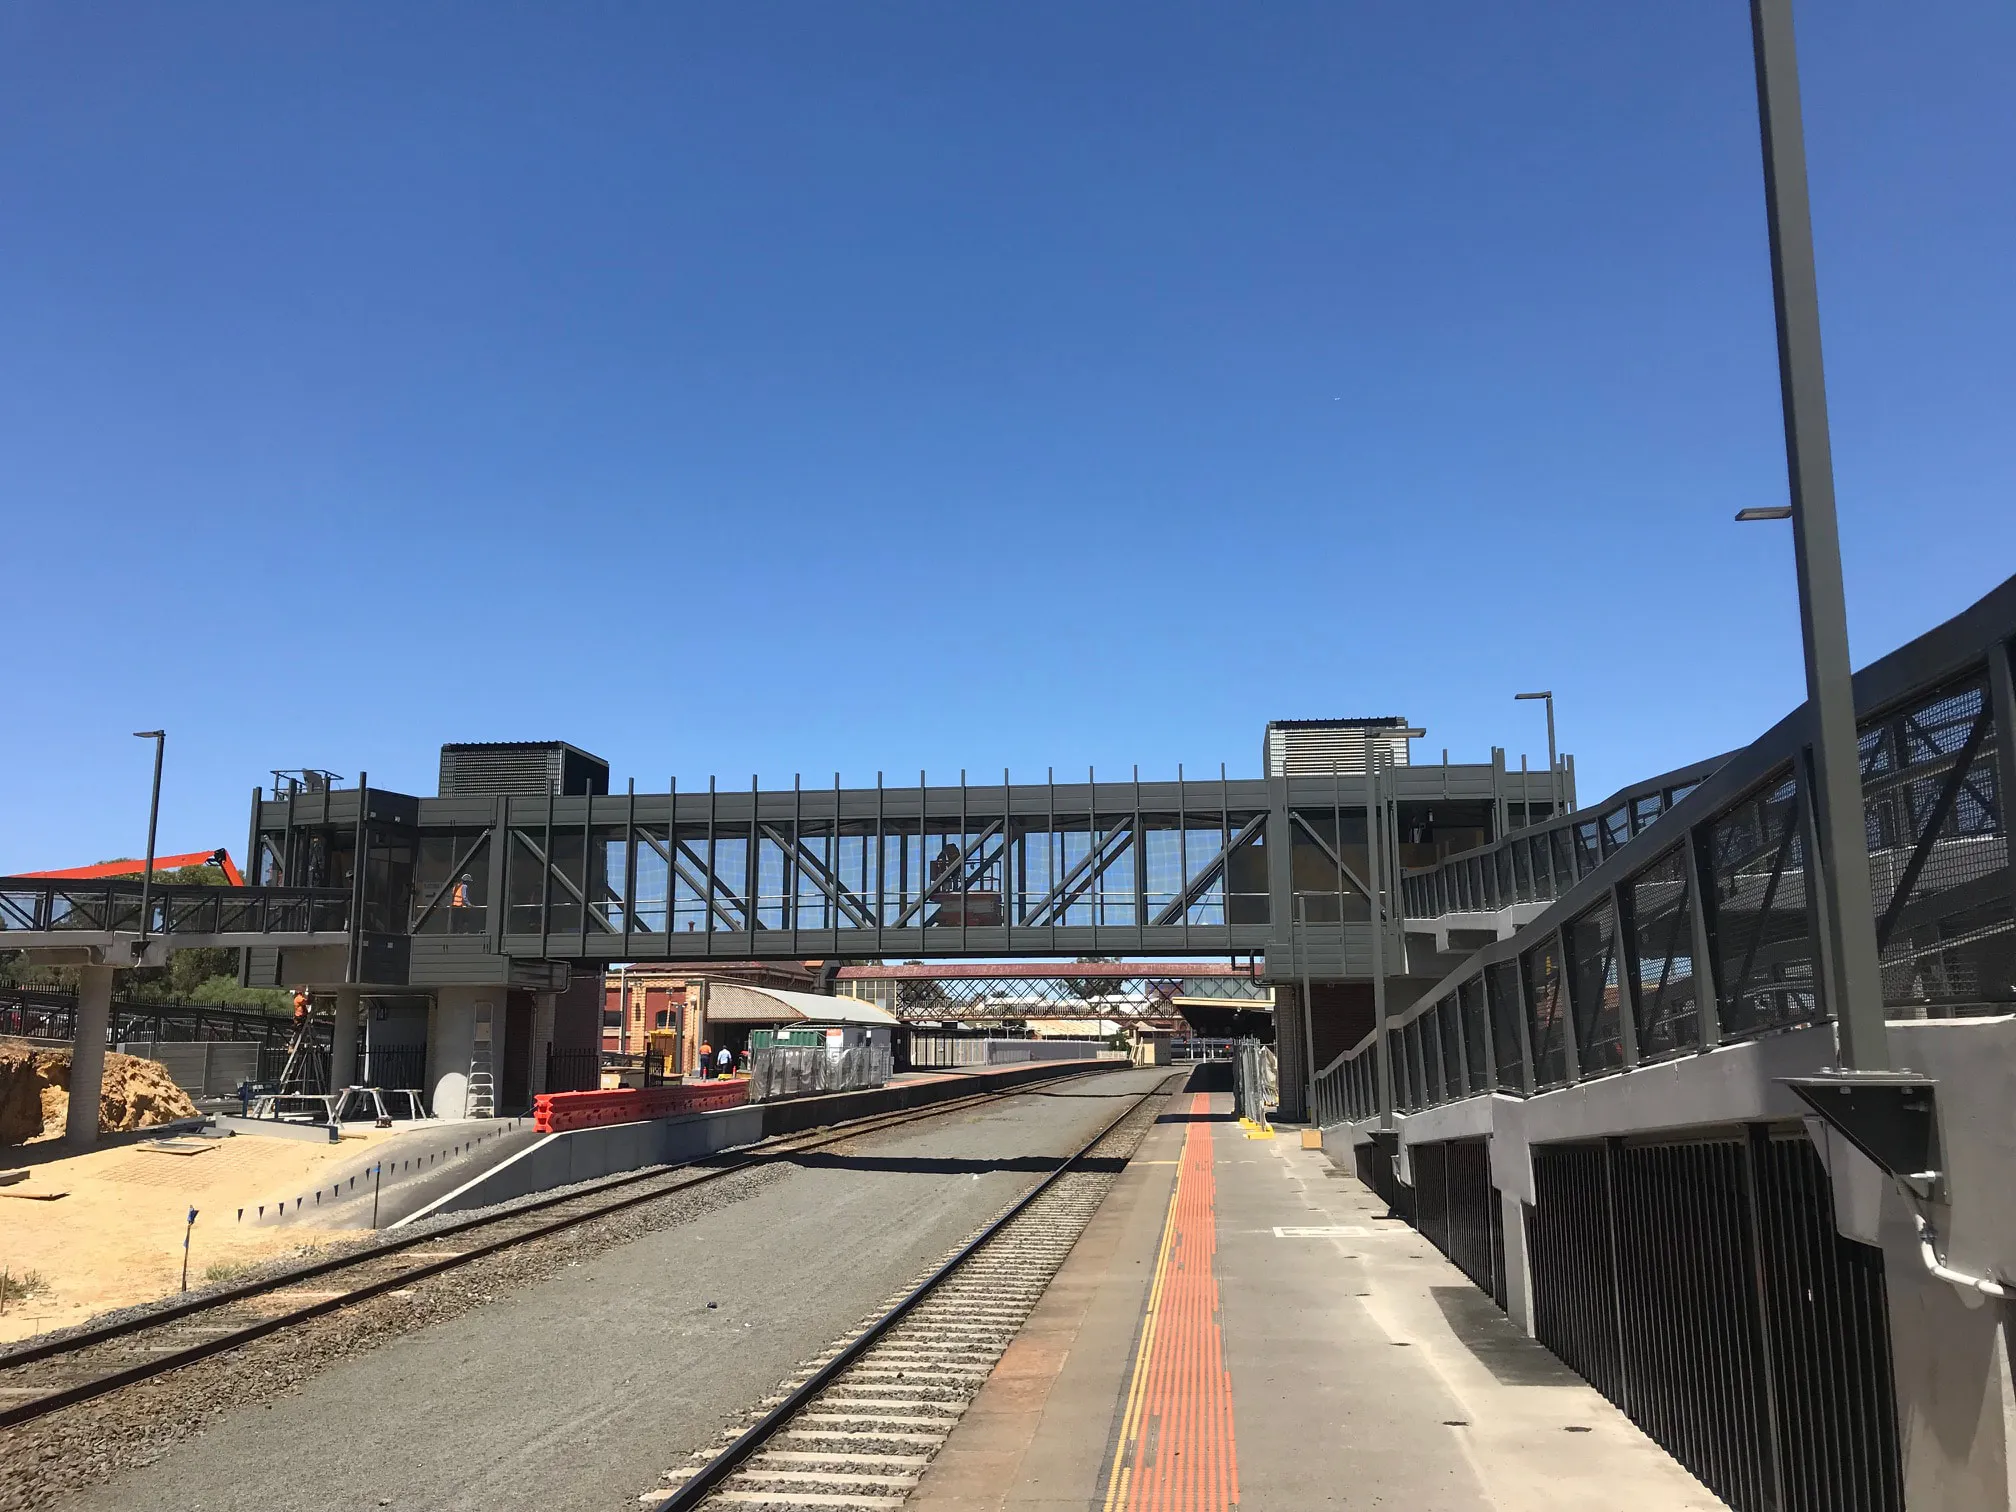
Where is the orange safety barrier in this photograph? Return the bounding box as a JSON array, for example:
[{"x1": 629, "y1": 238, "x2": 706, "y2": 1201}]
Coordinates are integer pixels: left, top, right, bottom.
[{"x1": 532, "y1": 1078, "x2": 749, "y2": 1133}]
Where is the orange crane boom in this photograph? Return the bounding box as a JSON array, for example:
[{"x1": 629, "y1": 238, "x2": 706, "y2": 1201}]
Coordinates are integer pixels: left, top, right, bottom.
[{"x1": 22, "y1": 849, "x2": 246, "y2": 886}]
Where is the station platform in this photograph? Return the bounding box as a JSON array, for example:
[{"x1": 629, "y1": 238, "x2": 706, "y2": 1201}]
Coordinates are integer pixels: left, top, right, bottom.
[{"x1": 911, "y1": 1090, "x2": 1728, "y2": 1511}]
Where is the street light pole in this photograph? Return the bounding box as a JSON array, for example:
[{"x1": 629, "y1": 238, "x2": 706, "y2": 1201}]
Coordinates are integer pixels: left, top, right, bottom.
[
  {"x1": 1513, "y1": 692, "x2": 1559, "y2": 819},
  {"x1": 133, "y1": 730, "x2": 167, "y2": 951},
  {"x1": 1747, "y1": 0, "x2": 1889, "y2": 1071}
]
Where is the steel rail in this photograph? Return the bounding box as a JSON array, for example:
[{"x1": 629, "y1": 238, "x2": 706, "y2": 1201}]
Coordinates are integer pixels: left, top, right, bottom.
[
  {"x1": 659, "y1": 1072, "x2": 1173, "y2": 1511},
  {"x1": 0, "y1": 1064, "x2": 1118, "y2": 1428}
]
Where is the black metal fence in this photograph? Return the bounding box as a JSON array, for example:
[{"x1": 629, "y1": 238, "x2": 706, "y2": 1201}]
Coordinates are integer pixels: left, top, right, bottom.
[
  {"x1": 1400, "y1": 1137, "x2": 1501, "y2": 1307},
  {"x1": 359, "y1": 1046, "x2": 426, "y2": 1090},
  {"x1": 544, "y1": 1047, "x2": 600, "y2": 1093},
  {"x1": 2, "y1": 989, "x2": 318, "y2": 1051},
  {"x1": 1529, "y1": 1130, "x2": 1902, "y2": 1512},
  {"x1": 1352, "y1": 1131, "x2": 1406, "y2": 1221}
]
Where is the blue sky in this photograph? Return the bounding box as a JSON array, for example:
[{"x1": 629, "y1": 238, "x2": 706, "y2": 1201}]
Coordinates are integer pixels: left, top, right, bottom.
[{"x1": 2, "y1": 2, "x2": 2010, "y2": 872}]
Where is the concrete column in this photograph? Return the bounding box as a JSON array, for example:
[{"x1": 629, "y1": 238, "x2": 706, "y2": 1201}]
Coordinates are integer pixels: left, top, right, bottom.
[
  {"x1": 1879, "y1": 1201, "x2": 2014, "y2": 1512},
  {"x1": 65, "y1": 963, "x2": 115, "y2": 1147},
  {"x1": 1270, "y1": 982, "x2": 1305, "y2": 1123},
  {"x1": 330, "y1": 988, "x2": 360, "y2": 1092},
  {"x1": 422, "y1": 996, "x2": 440, "y2": 1104},
  {"x1": 1500, "y1": 1187, "x2": 1537, "y2": 1337},
  {"x1": 429, "y1": 987, "x2": 478, "y2": 1120}
]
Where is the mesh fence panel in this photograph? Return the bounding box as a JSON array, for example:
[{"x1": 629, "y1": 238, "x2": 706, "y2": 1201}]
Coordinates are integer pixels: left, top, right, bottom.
[
  {"x1": 1486, "y1": 960, "x2": 1524, "y2": 1093},
  {"x1": 1458, "y1": 976, "x2": 1491, "y2": 1093},
  {"x1": 1523, "y1": 936, "x2": 1569, "y2": 1089},
  {"x1": 1439, "y1": 998, "x2": 1464, "y2": 1099},
  {"x1": 1707, "y1": 768, "x2": 1820, "y2": 1040},
  {"x1": 1566, "y1": 896, "x2": 1624, "y2": 1076},
  {"x1": 1627, "y1": 845, "x2": 1700, "y2": 1060},
  {"x1": 1858, "y1": 676, "x2": 2012, "y2": 1016}
]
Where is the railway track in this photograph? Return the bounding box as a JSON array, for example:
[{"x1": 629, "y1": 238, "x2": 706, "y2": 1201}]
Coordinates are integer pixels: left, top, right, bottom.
[
  {"x1": 650, "y1": 1071, "x2": 1181, "y2": 1512},
  {"x1": 0, "y1": 1066, "x2": 1121, "y2": 1431}
]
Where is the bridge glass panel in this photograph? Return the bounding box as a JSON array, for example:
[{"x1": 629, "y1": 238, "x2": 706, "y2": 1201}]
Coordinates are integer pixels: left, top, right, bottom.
[
  {"x1": 1409, "y1": 1019, "x2": 1430, "y2": 1108},
  {"x1": 414, "y1": 829, "x2": 490, "y2": 935},
  {"x1": 545, "y1": 828, "x2": 585, "y2": 935},
  {"x1": 668, "y1": 825, "x2": 713, "y2": 933},
  {"x1": 1522, "y1": 936, "x2": 1569, "y2": 1089},
  {"x1": 1458, "y1": 976, "x2": 1490, "y2": 1094},
  {"x1": 1486, "y1": 960, "x2": 1524, "y2": 1094},
  {"x1": 1857, "y1": 672, "x2": 2011, "y2": 1017},
  {"x1": 628, "y1": 828, "x2": 669, "y2": 933},
  {"x1": 1495, "y1": 847, "x2": 1515, "y2": 909},
  {"x1": 506, "y1": 830, "x2": 548, "y2": 934},
  {"x1": 1513, "y1": 838, "x2": 1534, "y2": 903},
  {"x1": 361, "y1": 829, "x2": 415, "y2": 934},
  {"x1": 1626, "y1": 844, "x2": 1699, "y2": 1060},
  {"x1": 1704, "y1": 768, "x2": 1819, "y2": 1040},
  {"x1": 755, "y1": 830, "x2": 788, "y2": 929},
  {"x1": 590, "y1": 826, "x2": 628, "y2": 933},
  {"x1": 1565, "y1": 898, "x2": 1624, "y2": 1077}
]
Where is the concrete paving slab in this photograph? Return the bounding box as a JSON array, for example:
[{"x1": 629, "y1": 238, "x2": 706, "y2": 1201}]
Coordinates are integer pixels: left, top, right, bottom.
[{"x1": 911, "y1": 1097, "x2": 1729, "y2": 1511}]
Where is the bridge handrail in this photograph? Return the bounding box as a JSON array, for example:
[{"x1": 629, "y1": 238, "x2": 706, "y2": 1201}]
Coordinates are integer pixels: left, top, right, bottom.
[
  {"x1": 1396, "y1": 754, "x2": 1727, "y2": 925},
  {"x1": 1314, "y1": 570, "x2": 2016, "y2": 1129},
  {"x1": 0, "y1": 877, "x2": 353, "y2": 937}
]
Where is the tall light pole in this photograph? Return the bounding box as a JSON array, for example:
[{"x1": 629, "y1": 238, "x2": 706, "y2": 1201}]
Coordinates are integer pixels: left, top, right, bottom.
[
  {"x1": 133, "y1": 730, "x2": 166, "y2": 951},
  {"x1": 1513, "y1": 692, "x2": 1560, "y2": 820},
  {"x1": 1745, "y1": 0, "x2": 1889, "y2": 1071}
]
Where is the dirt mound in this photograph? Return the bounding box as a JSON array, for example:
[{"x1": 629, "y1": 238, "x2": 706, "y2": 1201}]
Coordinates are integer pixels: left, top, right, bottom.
[{"x1": 0, "y1": 1042, "x2": 199, "y2": 1144}]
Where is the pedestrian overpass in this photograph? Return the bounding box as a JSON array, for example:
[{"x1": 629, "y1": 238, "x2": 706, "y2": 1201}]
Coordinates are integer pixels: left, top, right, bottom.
[{"x1": 5, "y1": 574, "x2": 2015, "y2": 1512}]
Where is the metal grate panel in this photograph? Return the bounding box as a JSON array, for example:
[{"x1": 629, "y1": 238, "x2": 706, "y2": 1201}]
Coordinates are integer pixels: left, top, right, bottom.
[{"x1": 1531, "y1": 1133, "x2": 1902, "y2": 1512}]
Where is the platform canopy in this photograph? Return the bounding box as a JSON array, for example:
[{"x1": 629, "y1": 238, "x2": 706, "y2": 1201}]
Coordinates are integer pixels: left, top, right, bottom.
[{"x1": 704, "y1": 982, "x2": 901, "y2": 1027}]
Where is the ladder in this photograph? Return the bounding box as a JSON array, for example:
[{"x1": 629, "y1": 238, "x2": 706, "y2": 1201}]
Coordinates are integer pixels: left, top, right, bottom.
[
  {"x1": 466, "y1": 1044, "x2": 495, "y2": 1119},
  {"x1": 274, "y1": 1016, "x2": 326, "y2": 1095}
]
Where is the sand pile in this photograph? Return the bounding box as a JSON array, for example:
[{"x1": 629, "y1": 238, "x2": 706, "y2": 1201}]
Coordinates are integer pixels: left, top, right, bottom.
[{"x1": 0, "y1": 1041, "x2": 199, "y2": 1143}]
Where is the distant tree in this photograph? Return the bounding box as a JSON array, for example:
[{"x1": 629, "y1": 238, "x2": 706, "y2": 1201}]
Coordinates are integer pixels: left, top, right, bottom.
[
  {"x1": 1, "y1": 861, "x2": 287, "y2": 1011},
  {"x1": 1065, "y1": 955, "x2": 1122, "y2": 1005}
]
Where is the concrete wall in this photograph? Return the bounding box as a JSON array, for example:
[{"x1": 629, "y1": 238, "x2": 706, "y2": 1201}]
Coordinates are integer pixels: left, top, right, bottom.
[
  {"x1": 122, "y1": 1040, "x2": 260, "y2": 1098},
  {"x1": 398, "y1": 1058, "x2": 1110, "y2": 1223},
  {"x1": 1326, "y1": 1014, "x2": 2016, "y2": 1512}
]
